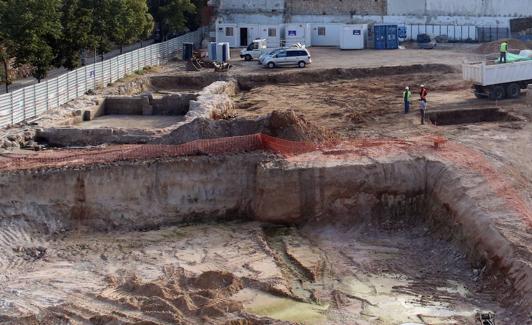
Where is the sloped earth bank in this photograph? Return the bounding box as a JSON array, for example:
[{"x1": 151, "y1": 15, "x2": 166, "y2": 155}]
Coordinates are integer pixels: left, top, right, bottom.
[{"x1": 0, "y1": 150, "x2": 530, "y2": 324}]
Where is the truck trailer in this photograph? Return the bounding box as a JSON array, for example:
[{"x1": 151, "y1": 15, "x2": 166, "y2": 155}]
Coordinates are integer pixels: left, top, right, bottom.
[{"x1": 463, "y1": 57, "x2": 532, "y2": 100}]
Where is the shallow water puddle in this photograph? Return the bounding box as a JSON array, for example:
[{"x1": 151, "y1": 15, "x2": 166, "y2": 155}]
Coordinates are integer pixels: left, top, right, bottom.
[{"x1": 233, "y1": 288, "x2": 328, "y2": 324}]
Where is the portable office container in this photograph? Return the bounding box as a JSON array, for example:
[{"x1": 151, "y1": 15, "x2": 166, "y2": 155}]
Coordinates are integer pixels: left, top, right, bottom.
[
  {"x1": 258, "y1": 25, "x2": 282, "y2": 48},
  {"x1": 374, "y1": 24, "x2": 398, "y2": 50},
  {"x1": 216, "y1": 23, "x2": 238, "y2": 47},
  {"x1": 339, "y1": 24, "x2": 368, "y2": 50},
  {"x1": 284, "y1": 23, "x2": 311, "y2": 47},
  {"x1": 311, "y1": 23, "x2": 343, "y2": 47}
]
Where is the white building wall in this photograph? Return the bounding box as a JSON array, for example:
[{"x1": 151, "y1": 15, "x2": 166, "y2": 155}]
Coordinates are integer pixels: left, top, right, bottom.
[
  {"x1": 219, "y1": 0, "x2": 284, "y2": 12},
  {"x1": 216, "y1": 13, "x2": 283, "y2": 25},
  {"x1": 388, "y1": 0, "x2": 532, "y2": 17}
]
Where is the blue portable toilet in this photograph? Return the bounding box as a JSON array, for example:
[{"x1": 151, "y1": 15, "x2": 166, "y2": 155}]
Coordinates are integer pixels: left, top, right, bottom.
[
  {"x1": 374, "y1": 24, "x2": 399, "y2": 49},
  {"x1": 208, "y1": 42, "x2": 217, "y2": 61},
  {"x1": 374, "y1": 25, "x2": 387, "y2": 49}
]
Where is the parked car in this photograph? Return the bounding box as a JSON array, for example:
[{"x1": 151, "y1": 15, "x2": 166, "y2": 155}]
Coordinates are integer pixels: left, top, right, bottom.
[
  {"x1": 258, "y1": 48, "x2": 283, "y2": 64},
  {"x1": 262, "y1": 48, "x2": 312, "y2": 69}
]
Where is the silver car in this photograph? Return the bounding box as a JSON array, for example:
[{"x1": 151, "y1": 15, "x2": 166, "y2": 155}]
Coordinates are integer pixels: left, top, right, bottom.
[
  {"x1": 259, "y1": 48, "x2": 283, "y2": 65},
  {"x1": 263, "y1": 48, "x2": 312, "y2": 69}
]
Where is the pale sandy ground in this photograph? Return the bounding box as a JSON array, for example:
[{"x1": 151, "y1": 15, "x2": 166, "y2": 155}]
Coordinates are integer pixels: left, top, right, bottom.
[
  {"x1": 0, "y1": 221, "x2": 518, "y2": 324},
  {"x1": 78, "y1": 115, "x2": 186, "y2": 129}
]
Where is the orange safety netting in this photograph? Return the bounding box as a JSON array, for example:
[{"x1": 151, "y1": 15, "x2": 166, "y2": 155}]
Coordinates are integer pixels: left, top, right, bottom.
[{"x1": 0, "y1": 134, "x2": 315, "y2": 171}]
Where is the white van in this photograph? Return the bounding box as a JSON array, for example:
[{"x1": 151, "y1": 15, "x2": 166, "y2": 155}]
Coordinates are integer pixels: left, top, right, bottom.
[{"x1": 262, "y1": 48, "x2": 312, "y2": 69}]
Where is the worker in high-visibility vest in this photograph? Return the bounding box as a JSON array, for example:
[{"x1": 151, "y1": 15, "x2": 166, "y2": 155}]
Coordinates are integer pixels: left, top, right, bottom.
[
  {"x1": 403, "y1": 86, "x2": 412, "y2": 114},
  {"x1": 500, "y1": 41, "x2": 509, "y2": 63}
]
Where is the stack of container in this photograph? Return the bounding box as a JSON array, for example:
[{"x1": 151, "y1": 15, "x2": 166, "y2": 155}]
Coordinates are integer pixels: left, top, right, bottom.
[{"x1": 374, "y1": 25, "x2": 399, "y2": 50}]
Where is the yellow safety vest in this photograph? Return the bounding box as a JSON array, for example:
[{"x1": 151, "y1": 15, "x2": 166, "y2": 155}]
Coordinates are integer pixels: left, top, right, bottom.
[{"x1": 500, "y1": 42, "x2": 508, "y2": 53}]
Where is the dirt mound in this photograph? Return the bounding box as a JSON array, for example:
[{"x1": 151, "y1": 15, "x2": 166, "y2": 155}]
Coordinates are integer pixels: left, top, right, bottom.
[
  {"x1": 76, "y1": 267, "x2": 266, "y2": 324},
  {"x1": 474, "y1": 38, "x2": 530, "y2": 54},
  {"x1": 264, "y1": 110, "x2": 338, "y2": 143},
  {"x1": 237, "y1": 64, "x2": 457, "y2": 89}
]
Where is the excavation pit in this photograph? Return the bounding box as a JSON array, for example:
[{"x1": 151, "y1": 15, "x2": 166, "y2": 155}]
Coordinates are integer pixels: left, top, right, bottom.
[
  {"x1": 426, "y1": 107, "x2": 521, "y2": 126},
  {"x1": 0, "y1": 148, "x2": 529, "y2": 324}
]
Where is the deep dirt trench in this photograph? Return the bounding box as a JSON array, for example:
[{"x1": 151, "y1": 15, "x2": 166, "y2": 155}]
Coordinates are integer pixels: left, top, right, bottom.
[{"x1": 0, "y1": 151, "x2": 530, "y2": 324}]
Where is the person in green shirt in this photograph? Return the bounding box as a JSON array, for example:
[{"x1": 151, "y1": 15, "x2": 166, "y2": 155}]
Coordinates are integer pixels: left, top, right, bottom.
[
  {"x1": 500, "y1": 41, "x2": 509, "y2": 63},
  {"x1": 403, "y1": 86, "x2": 412, "y2": 114}
]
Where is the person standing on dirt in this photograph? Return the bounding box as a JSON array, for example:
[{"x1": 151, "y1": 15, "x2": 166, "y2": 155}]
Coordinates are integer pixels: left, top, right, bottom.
[
  {"x1": 419, "y1": 85, "x2": 428, "y2": 102},
  {"x1": 419, "y1": 85, "x2": 428, "y2": 125},
  {"x1": 500, "y1": 41, "x2": 509, "y2": 63},
  {"x1": 403, "y1": 86, "x2": 412, "y2": 114},
  {"x1": 419, "y1": 98, "x2": 427, "y2": 125}
]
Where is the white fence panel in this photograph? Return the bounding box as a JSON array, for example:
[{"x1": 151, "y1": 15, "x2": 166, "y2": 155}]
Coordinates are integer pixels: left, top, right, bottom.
[
  {"x1": 24, "y1": 86, "x2": 36, "y2": 120},
  {"x1": 57, "y1": 74, "x2": 68, "y2": 106},
  {"x1": 0, "y1": 94, "x2": 11, "y2": 126},
  {"x1": 47, "y1": 79, "x2": 58, "y2": 110},
  {"x1": 35, "y1": 82, "x2": 48, "y2": 115},
  {"x1": 12, "y1": 89, "x2": 25, "y2": 124}
]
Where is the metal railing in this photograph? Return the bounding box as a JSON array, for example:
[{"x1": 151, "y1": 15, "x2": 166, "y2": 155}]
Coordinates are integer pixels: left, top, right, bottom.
[
  {"x1": 399, "y1": 24, "x2": 509, "y2": 42},
  {"x1": 0, "y1": 28, "x2": 206, "y2": 128}
]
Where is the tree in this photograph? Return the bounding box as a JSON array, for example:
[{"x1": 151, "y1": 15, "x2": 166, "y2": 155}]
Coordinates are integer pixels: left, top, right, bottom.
[
  {"x1": 1, "y1": 0, "x2": 62, "y2": 82},
  {"x1": 54, "y1": 0, "x2": 93, "y2": 70},
  {"x1": 0, "y1": 0, "x2": 15, "y2": 92},
  {"x1": 151, "y1": 0, "x2": 196, "y2": 41},
  {"x1": 82, "y1": 0, "x2": 113, "y2": 61},
  {"x1": 108, "y1": 0, "x2": 154, "y2": 53},
  {"x1": 185, "y1": 0, "x2": 207, "y2": 31}
]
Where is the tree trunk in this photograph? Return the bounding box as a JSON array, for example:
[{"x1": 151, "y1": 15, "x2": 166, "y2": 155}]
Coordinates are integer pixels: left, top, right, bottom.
[
  {"x1": 120, "y1": 45, "x2": 123, "y2": 54},
  {"x1": 2, "y1": 59, "x2": 9, "y2": 93}
]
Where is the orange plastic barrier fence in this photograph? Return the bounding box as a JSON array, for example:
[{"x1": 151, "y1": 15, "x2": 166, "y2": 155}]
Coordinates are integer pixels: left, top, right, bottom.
[{"x1": 0, "y1": 134, "x2": 311, "y2": 171}]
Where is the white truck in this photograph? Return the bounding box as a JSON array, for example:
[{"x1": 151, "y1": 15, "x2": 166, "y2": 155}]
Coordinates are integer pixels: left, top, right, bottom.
[
  {"x1": 240, "y1": 39, "x2": 269, "y2": 61},
  {"x1": 463, "y1": 54, "x2": 532, "y2": 100}
]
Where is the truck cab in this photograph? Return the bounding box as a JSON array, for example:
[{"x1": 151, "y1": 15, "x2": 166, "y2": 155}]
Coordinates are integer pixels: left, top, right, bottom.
[{"x1": 240, "y1": 39, "x2": 268, "y2": 61}]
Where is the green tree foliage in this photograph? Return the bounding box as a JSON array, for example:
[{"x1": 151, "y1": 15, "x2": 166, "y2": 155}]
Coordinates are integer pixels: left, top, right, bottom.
[
  {"x1": 0, "y1": 0, "x2": 14, "y2": 92},
  {"x1": 54, "y1": 0, "x2": 93, "y2": 69},
  {"x1": 0, "y1": 0, "x2": 202, "y2": 87},
  {"x1": 150, "y1": 0, "x2": 196, "y2": 41},
  {"x1": 85, "y1": 0, "x2": 113, "y2": 60},
  {"x1": 185, "y1": 0, "x2": 207, "y2": 31},
  {"x1": 109, "y1": 0, "x2": 154, "y2": 53},
  {"x1": 1, "y1": 0, "x2": 62, "y2": 82}
]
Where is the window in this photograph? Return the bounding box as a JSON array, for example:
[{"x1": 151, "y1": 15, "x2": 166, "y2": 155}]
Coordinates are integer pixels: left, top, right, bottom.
[
  {"x1": 287, "y1": 50, "x2": 307, "y2": 57},
  {"x1": 318, "y1": 27, "x2": 326, "y2": 36},
  {"x1": 225, "y1": 27, "x2": 233, "y2": 36},
  {"x1": 268, "y1": 28, "x2": 277, "y2": 37},
  {"x1": 276, "y1": 51, "x2": 287, "y2": 58}
]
